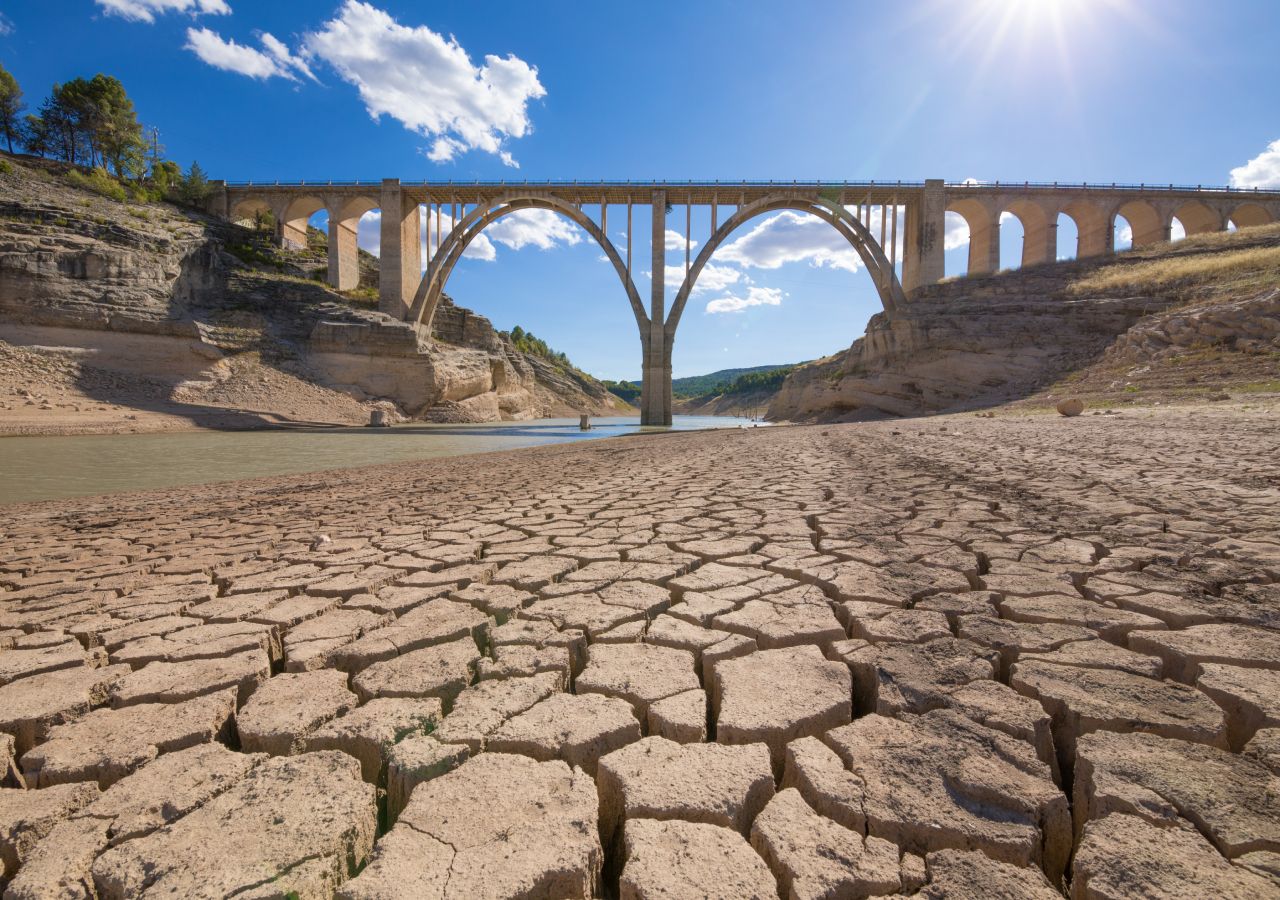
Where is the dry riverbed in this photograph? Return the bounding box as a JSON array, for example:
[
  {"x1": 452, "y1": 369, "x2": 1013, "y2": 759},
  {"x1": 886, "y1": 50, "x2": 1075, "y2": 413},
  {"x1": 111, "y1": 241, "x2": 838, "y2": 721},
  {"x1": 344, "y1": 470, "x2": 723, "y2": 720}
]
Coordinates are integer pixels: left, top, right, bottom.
[{"x1": 1, "y1": 404, "x2": 1278, "y2": 897}]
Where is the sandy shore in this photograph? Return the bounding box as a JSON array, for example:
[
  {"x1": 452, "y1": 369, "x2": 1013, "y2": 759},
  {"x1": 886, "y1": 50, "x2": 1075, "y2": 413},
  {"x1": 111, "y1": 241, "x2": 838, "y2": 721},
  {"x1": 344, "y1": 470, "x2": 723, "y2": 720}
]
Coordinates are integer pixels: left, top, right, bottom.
[{"x1": 1, "y1": 405, "x2": 1278, "y2": 896}]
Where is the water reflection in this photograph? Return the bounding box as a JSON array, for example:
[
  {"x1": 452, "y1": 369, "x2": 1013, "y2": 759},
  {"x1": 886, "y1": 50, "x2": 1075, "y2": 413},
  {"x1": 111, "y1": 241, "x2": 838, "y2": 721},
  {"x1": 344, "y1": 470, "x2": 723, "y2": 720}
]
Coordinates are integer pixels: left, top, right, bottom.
[{"x1": 0, "y1": 416, "x2": 769, "y2": 505}]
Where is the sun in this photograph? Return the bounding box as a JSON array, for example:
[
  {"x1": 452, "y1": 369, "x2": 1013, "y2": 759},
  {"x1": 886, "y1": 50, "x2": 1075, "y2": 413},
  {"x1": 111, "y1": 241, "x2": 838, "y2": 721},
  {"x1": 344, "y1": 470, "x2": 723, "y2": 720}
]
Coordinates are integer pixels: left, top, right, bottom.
[{"x1": 921, "y1": 0, "x2": 1135, "y2": 88}]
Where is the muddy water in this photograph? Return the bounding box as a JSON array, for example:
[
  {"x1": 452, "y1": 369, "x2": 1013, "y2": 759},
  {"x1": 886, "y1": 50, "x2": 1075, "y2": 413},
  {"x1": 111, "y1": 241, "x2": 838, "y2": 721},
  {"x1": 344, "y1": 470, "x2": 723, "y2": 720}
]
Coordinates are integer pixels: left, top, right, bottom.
[{"x1": 0, "y1": 416, "x2": 770, "y2": 504}]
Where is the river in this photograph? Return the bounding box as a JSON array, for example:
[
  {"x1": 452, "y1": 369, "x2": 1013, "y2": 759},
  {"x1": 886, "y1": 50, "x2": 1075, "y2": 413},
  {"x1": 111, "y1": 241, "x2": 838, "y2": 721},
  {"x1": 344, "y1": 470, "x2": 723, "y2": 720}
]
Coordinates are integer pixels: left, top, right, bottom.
[{"x1": 0, "y1": 416, "x2": 770, "y2": 505}]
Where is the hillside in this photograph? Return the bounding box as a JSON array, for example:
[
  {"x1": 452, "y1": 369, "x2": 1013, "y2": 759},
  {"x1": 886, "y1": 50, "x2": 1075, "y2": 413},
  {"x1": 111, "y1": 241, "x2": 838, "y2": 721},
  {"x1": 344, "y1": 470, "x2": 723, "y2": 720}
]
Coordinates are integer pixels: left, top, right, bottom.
[
  {"x1": 671, "y1": 363, "x2": 798, "y2": 398},
  {"x1": 672, "y1": 364, "x2": 800, "y2": 416},
  {"x1": 0, "y1": 155, "x2": 630, "y2": 434},
  {"x1": 770, "y1": 224, "x2": 1280, "y2": 422}
]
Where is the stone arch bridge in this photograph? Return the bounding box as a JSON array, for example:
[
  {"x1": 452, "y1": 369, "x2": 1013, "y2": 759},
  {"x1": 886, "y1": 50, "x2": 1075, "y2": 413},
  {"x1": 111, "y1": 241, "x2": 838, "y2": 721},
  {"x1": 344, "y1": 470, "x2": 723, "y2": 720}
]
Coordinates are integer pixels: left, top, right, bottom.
[{"x1": 210, "y1": 179, "x2": 1280, "y2": 425}]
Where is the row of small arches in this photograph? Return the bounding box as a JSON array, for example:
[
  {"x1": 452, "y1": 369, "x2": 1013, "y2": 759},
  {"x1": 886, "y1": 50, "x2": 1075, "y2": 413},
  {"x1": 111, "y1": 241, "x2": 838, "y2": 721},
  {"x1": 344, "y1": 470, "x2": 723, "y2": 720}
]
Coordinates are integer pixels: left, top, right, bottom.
[{"x1": 944, "y1": 198, "x2": 1275, "y2": 277}]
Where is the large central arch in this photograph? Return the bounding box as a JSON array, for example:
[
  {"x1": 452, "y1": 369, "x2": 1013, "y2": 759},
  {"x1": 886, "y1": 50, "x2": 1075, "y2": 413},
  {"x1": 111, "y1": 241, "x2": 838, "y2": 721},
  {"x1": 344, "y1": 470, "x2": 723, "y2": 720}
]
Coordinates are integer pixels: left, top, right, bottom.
[
  {"x1": 407, "y1": 195, "x2": 647, "y2": 335},
  {"x1": 664, "y1": 194, "x2": 905, "y2": 340}
]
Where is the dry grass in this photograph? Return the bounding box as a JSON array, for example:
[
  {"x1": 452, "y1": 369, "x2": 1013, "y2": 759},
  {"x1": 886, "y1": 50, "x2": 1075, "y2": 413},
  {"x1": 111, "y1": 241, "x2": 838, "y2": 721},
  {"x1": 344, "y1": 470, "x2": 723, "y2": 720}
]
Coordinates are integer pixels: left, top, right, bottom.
[{"x1": 1067, "y1": 244, "x2": 1280, "y2": 299}]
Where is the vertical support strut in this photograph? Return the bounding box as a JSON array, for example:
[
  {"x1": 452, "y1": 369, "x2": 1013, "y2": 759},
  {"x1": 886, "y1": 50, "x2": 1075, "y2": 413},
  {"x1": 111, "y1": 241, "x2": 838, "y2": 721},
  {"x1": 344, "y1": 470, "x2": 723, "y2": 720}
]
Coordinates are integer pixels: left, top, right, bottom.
[
  {"x1": 711, "y1": 194, "x2": 718, "y2": 233},
  {"x1": 890, "y1": 200, "x2": 898, "y2": 268},
  {"x1": 626, "y1": 203, "x2": 632, "y2": 274},
  {"x1": 640, "y1": 190, "x2": 671, "y2": 427},
  {"x1": 685, "y1": 202, "x2": 691, "y2": 274}
]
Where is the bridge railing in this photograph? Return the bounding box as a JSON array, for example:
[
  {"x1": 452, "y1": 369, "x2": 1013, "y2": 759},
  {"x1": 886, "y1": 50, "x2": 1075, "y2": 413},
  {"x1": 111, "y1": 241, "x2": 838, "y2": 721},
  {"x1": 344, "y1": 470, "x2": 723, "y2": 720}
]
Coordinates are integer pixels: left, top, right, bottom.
[{"x1": 218, "y1": 178, "x2": 1279, "y2": 196}]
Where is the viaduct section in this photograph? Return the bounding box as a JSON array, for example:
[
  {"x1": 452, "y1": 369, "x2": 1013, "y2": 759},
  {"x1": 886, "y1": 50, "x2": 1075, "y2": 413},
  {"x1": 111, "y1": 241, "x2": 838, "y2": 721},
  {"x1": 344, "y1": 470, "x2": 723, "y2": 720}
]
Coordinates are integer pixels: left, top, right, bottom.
[{"x1": 210, "y1": 179, "x2": 1280, "y2": 426}]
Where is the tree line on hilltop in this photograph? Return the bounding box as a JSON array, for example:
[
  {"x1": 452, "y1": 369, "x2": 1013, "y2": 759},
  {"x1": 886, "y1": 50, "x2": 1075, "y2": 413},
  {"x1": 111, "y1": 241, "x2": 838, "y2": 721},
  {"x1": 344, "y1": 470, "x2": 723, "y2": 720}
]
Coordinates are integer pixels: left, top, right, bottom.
[
  {"x1": 605, "y1": 363, "x2": 800, "y2": 405},
  {"x1": 0, "y1": 63, "x2": 211, "y2": 206}
]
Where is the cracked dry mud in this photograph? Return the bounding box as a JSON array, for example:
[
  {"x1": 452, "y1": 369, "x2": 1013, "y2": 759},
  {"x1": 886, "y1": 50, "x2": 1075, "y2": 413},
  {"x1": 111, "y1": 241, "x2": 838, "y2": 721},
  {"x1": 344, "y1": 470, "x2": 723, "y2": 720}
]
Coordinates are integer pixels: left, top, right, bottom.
[{"x1": 1, "y1": 406, "x2": 1279, "y2": 898}]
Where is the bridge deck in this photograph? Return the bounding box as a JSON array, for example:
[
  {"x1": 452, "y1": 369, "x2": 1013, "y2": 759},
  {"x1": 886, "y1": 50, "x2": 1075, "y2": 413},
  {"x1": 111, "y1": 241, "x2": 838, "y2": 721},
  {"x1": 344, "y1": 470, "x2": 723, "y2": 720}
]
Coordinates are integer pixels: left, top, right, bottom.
[{"x1": 220, "y1": 180, "x2": 1280, "y2": 206}]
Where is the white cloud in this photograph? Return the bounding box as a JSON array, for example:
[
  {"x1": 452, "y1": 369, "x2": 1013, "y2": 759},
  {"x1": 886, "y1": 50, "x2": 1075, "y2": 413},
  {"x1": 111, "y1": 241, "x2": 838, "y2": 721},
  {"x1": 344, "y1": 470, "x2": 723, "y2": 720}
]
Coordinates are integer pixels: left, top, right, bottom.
[
  {"x1": 1115, "y1": 220, "x2": 1133, "y2": 249},
  {"x1": 260, "y1": 32, "x2": 316, "y2": 81},
  {"x1": 1230, "y1": 139, "x2": 1280, "y2": 189},
  {"x1": 483, "y1": 208, "x2": 582, "y2": 252},
  {"x1": 665, "y1": 228, "x2": 698, "y2": 252},
  {"x1": 690, "y1": 263, "x2": 740, "y2": 293},
  {"x1": 705, "y1": 286, "x2": 784, "y2": 315},
  {"x1": 427, "y1": 136, "x2": 466, "y2": 164},
  {"x1": 97, "y1": 0, "x2": 229, "y2": 22},
  {"x1": 943, "y1": 211, "x2": 970, "y2": 251},
  {"x1": 357, "y1": 209, "x2": 381, "y2": 256},
  {"x1": 303, "y1": 1, "x2": 545, "y2": 167},
  {"x1": 0, "y1": 12, "x2": 14, "y2": 35},
  {"x1": 185, "y1": 27, "x2": 314, "y2": 81},
  {"x1": 716, "y1": 211, "x2": 862, "y2": 273}
]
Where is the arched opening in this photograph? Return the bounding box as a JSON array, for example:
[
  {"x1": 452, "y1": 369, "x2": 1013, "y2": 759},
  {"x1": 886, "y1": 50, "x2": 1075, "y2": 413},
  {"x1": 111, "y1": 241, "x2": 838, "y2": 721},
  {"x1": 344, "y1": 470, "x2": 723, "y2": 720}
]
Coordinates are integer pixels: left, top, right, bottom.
[
  {"x1": 1061, "y1": 201, "x2": 1110, "y2": 258},
  {"x1": 1005, "y1": 200, "x2": 1053, "y2": 268},
  {"x1": 229, "y1": 197, "x2": 274, "y2": 233},
  {"x1": 325, "y1": 196, "x2": 380, "y2": 292},
  {"x1": 1169, "y1": 217, "x2": 1187, "y2": 243},
  {"x1": 945, "y1": 199, "x2": 998, "y2": 277},
  {"x1": 1173, "y1": 200, "x2": 1220, "y2": 238},
  {"x1": 998, "y1": 211, "x2": 1025, "y2": 271},
  {"x1": 943, "y1": 211, "x2": 973, "y2": 278},
  {"x1": 418, "y1": 200, "x2": 648, "y2": 413},
  {"x1": 1055, "y1": 212, "x2": 1079, "y2": 262},
  {"x1": 1113, "y1": 200, "x2": 1165, "y2": 249},
  {"x1": 668, "y1": 196, "x2": 902, "y2": 338},
  {"x1": 1113, "y1": 214, "x2": 1134, "y2": 252},
  {"x1": 666, "y1": 201, "x2": 894, "y2": 392},
  {"x1": 412, "y1": 196, "x2": 645, "y2": 337},
  {"x1": 279, "y1": 195, "x2": 325, "y2": 251},
  {"x1": 1230, "y1": 203, "x2": 1274, "y2": 231}
]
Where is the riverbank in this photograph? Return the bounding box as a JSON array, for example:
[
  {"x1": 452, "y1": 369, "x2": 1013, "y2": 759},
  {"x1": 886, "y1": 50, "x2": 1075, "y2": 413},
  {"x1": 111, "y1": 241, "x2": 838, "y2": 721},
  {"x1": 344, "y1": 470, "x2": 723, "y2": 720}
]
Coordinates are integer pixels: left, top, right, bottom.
[
  {"x1": 1, "y1": 402, "x2": 1276, "y2": 896},
  {"x1": 0, "y1": 415, "x2": 766, "y2": 504}
]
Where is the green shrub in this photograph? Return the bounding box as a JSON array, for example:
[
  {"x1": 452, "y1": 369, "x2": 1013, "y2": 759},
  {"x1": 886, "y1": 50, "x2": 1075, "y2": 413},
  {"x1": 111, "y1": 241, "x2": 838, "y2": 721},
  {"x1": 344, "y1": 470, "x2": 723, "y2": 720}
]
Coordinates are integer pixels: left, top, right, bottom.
[
  {"x1": 66, "y1": 167, "x2": 127, "y2": 202},
  {"x1": 0, "y1": 160, "x2": 12, "y2": 176}
]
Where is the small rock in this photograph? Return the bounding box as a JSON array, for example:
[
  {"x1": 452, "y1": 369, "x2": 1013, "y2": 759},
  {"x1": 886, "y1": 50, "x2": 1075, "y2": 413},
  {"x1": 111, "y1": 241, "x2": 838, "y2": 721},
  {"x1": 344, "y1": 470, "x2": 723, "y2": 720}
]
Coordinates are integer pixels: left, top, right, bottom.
[{"x1": 1056, "y1": 398, "x2": 1085, "y2": 417}]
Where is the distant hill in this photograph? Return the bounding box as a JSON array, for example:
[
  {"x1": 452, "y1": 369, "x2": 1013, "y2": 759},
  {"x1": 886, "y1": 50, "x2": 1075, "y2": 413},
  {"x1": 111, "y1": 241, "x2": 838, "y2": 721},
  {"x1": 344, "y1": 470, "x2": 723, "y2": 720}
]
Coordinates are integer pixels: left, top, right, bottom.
[{"x1": 672, "y1": 364, "x2": 800, "y2": 398}]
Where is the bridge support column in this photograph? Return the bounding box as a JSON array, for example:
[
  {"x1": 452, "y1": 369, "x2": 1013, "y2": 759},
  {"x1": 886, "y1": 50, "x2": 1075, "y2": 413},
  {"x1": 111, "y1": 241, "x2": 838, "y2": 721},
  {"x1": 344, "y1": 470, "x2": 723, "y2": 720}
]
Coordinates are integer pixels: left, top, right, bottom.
[
  {"x1": 640, "y1": 190, "x2": 673, "y2": 427},
  {"x1": 1077, "y1": 214, "x2": 1112, "y2": 258},
  {"x1": 1023, "y1": 217, "x2": 1057, "y2": 268},
  {"x1": 327, "y1": 206, "x2": 360, "y2": 292},
  {"x1": 969, "y1": 215, "x2": 1001, "y2": 276},
  {"x1": 902, "y1": 179, "x2": 945, "y2": 294},
  {"x1": 379, "y1": 179, "x2": 421, "y2": 320}
]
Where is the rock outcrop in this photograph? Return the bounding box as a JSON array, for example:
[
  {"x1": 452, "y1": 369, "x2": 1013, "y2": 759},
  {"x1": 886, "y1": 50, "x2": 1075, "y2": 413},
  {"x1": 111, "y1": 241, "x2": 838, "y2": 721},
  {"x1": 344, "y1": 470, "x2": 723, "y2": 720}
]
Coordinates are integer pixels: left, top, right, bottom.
[
  {"x1": 769, "y1": 226, "x2": 1280, "y2": 422},
  {"x1": 768, "y1": 271, "x2": 1173, "y2": 421}
]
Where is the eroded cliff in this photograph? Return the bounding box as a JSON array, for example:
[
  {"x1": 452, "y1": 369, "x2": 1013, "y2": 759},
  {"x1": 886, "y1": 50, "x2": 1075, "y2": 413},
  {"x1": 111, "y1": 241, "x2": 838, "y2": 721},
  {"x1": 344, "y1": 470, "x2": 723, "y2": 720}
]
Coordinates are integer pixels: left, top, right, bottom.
[
  {"x1": 0, "y1": 156, "x2": 629, "y2": 433},
  {"x1": 769, "y1": 225, "x2": 1280, "y2": 422}
]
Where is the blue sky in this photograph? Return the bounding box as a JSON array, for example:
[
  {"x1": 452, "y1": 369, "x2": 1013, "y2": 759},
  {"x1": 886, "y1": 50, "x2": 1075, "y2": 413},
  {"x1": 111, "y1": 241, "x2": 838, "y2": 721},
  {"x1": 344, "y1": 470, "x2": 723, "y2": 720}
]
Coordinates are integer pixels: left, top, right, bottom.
[{"x1": 2, "y1": 0, "x2": 1278, "y2": 380}]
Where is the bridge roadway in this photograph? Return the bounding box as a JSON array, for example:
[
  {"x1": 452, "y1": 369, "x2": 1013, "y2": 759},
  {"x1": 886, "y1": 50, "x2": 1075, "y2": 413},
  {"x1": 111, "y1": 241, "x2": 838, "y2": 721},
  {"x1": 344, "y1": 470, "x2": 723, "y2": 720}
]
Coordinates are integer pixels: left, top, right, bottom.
[{"x1": 209, "y1": 179, "x2": 1280, "y2": 425}]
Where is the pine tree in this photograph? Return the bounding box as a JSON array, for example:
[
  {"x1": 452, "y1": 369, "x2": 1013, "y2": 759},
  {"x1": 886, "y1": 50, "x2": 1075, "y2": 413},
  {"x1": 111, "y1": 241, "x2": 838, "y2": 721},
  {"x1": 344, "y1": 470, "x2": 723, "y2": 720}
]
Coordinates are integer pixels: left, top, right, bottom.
[
  {"x1": 0, "y1": 65, "x2": 23, "y2": 154},
  {"x1": 179, "y1": 160, "x2": 211, "y2": 206},
  {"x1": 18, "y1": 114, "x2": 49, "y2": 157}
]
